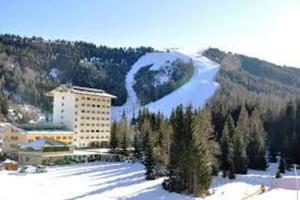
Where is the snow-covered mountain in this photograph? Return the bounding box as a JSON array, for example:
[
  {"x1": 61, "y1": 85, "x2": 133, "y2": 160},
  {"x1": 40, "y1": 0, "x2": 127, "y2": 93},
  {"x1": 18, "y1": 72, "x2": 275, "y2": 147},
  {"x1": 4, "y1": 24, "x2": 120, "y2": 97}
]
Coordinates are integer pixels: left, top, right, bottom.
[{"x1": 112, "y1": 50, "x2": 220, "y2": 120}]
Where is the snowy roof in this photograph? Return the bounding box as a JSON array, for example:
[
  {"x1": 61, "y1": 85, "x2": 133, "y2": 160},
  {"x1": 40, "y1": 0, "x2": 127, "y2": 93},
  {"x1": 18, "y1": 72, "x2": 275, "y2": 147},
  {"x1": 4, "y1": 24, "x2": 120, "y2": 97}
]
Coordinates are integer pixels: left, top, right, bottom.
[
  {"x1": 3, "y1": 159, "x2": 17, "y2": 164},
  {"x1": 18, "y1": 139, "x2": 68, "y2": 150},
  {"x1": 47, "y1": 84, "x2": 117, "y2": 98},
  {"x1": 19, "y1": 124, "x2": 74, "y2": 135}
]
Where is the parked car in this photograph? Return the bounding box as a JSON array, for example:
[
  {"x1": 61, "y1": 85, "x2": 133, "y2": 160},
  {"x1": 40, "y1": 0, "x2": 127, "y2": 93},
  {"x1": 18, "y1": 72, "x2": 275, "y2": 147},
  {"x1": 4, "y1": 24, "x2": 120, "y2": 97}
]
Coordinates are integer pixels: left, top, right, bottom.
[{"x1": 36, "y1": 165, "x2": 47, "y2": 173}]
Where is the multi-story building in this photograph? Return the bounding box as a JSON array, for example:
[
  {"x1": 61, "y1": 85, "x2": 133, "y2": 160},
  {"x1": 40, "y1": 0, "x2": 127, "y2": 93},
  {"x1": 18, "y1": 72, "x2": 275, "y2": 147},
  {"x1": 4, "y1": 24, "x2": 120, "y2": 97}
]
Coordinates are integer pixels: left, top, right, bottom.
[{"x1": 47, "y1": 85, "x2": 116, "y2": 148}]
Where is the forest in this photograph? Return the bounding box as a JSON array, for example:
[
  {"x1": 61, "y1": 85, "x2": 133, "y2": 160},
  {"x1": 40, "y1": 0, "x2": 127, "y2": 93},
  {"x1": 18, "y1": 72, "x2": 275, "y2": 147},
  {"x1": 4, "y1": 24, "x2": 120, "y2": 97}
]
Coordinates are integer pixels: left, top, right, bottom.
[{"x1": 0, "y1": 34, "x2": 153, "y2": 110}]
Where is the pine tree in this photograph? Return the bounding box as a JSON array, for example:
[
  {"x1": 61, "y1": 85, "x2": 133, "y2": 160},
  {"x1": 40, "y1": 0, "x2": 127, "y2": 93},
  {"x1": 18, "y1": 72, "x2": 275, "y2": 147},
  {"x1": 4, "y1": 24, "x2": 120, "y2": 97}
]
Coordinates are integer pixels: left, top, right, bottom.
[
  {"x1": 119, "y1": 111, "x2": 129, "y2": 156},
  {"x1": 220, "y1": 122, "x2": 235, "y2": 179},
  {"x1": 232, "y1": 126, "x2": 248, "y2": 174},
  {"x1": 247, "y1": 111, "x2": 267, "y2": 170},
  {"x1": 278, "y1": 155, "x2": 287, "y2": 173},
  {"x1": 191, "y1": 110, "x2": 213, "y2": 196},
  {"x1": 167, "y1": 105, "x2": 187, "y2": 192},
  {"x1": 144, "y1": 128, "x2": 156, "y2": 180},
  {"x1": 133, "y1": 132, "x2": 143, "y2": 159},
  {"x1": 110, "y1": 121, "x2": 118, "y2": 153}
]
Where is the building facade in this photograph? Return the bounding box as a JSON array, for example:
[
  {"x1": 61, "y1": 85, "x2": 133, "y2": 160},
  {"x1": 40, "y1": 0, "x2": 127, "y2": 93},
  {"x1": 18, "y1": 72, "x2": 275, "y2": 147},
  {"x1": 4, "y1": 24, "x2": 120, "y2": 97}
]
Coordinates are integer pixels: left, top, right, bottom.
[
  {"x1": 0, "y1": 123, "x2": 75, "y2": 159},
  {"x1": 47, "y1": 85, "x2": 116, "y2": 148}
]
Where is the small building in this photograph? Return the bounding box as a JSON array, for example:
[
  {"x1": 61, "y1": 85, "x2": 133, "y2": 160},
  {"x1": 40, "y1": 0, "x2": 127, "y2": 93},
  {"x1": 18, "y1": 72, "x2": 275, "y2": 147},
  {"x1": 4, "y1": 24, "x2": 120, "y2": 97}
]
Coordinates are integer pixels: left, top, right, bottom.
[
  {"x1": 18, "y1": 139, "x2": 75, "y2": 166},
  {"x1": 1, "y1": 123, "x2": 75, "y2": 159},
  {"x1": 3, "y1": 159, "x2": 18, "y2": 171}
]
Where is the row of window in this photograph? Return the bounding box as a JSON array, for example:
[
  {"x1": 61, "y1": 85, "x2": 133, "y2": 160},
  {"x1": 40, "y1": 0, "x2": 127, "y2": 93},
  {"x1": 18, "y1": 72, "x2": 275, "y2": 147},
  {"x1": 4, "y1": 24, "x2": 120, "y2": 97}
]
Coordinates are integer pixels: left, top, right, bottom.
[
  {"x1": 76, "y1": 97, "x2": 110, "y2": 103},
  {"x1": 10, "y1": 136, "x2": 18, "y2": 140},
  {"x1": 78, "y1": 103, "x2": 110, "y2": 108},
  {"x1": 76, "y1": 116, "x2": 109, "y2": 121},
  {"x1": 79, "y1": 135, "x2": 109, "y2": 140},
  {"x1": 79, "y1": 129, "x2": 109, "y2": 133},
  {"x1": 76, "y1": 123, "x2": 109, "y2": 127},
  {"x1": 34, "y1": 136, "x2": 73, "y2": 140},
  {"x1": 79, "y1": 110, "x2": 110, "y2": 115}
]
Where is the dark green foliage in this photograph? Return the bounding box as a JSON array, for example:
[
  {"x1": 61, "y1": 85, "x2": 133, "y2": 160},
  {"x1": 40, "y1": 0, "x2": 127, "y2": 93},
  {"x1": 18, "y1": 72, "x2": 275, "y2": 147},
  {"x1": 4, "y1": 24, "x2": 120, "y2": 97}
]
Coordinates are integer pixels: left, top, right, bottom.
[
  {"x1": 279, "y1": 156, "x2": 287, "y2": 173},
  {"x1": 232, "y1": 127, "x2": 248, "y2": 174},
  {"x1": 144, "y1": 125, "x2": 156, "y2": 180},
  {"x1": 191, "y1": 109, "x2": 213, "y2": 196},
  {"x1": 0, "y1": 34, "x2": 153, "y2": 110},
  {"x1": 220, "y1": 122, "x2": 235, "y2": 178},
  {"x1": 133, "y1": 60, "x2": 194, "y2": 105},
  {"x1": 110, "y1": 121, "x2": 118, "y2": 153}
]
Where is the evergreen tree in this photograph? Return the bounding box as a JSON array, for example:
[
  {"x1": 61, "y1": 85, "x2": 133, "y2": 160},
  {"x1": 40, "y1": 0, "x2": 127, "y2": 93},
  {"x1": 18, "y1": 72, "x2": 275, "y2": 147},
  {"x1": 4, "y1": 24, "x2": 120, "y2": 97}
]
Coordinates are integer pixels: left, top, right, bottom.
[
  {"x1": 191, "y1": 110, "x2": 213, "y2": 196},
  {"x1": 220, "y1": 122, "x2": 235, "y2": 179},
  {"x1": 247, "y1": 111, "x2": 268, "y2": 170},
  {"x1": 232, "y1": 127, "x2": 248, "y2": 174},
  {"x1": 110, "y1": 121, "x2": 118, "y2": 153},
  {"x1": 119, "y1": 111, "x2": 129, "y2": 156},
  {"x1": 144, "y1": 128, "x2": 156, "y2": 180}
]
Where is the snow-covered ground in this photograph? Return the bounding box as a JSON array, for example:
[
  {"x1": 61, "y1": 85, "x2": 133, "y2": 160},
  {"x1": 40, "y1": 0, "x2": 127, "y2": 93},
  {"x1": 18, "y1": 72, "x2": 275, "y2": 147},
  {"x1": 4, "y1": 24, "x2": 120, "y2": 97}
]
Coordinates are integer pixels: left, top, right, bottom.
[
  {"x1": 112, "y1": 50, "x2": 220, "y2": 120},
  {"x1": 0, "y1": 161, "x2": 299, "y2": 200}
]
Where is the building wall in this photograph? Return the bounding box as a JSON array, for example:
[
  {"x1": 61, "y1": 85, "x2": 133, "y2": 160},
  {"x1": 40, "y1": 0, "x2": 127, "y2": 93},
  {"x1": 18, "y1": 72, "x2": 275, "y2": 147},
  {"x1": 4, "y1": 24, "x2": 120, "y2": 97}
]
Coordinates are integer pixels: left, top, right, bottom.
[
  {"x1": 25, "y1": 132, "x2": 75, "y2": 144},
  {"x1": 73, "y1": 93, "x2": 111, "y2": 147},
  {"x1": 53, "y1": 92, "x2": 75, "y2": 130},
  {"x1": 2, "y1": 128, "x2": 26, "y2": 159}
]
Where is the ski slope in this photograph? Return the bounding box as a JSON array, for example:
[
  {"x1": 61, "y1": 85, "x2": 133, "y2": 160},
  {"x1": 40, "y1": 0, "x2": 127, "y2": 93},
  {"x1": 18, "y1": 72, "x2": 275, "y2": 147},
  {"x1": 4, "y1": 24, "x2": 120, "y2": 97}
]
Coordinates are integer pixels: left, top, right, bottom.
[{"x1": 112, "y1": 51, "x2": 220, "y2": 120}]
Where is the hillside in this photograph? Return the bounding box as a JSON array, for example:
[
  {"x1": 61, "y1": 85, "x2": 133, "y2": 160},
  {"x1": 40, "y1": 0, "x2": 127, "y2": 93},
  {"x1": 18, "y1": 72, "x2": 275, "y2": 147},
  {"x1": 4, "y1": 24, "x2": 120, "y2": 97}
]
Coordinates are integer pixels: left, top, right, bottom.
[
  {"x1": 203, "y1": 48, "x2": 300, "y2": 98},
  {"x1": 0, "y1": 34, "x2": 153, "y2": 111},
  {"x1": 2, "y1": 35, "x2": 300, "y2": 123},
  {"x1": 112, "y1": 51, "x2": 220, "y2": 119}
]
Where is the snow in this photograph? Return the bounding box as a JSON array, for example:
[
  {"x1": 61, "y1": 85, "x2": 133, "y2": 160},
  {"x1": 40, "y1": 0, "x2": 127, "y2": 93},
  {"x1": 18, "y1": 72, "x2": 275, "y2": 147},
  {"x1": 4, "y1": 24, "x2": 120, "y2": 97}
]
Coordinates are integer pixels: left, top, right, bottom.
[
  {"x1": 112, "y1": 51, "x2": 220, "y2": 120},
  {"x1": 50, "y1": 68, "x2": 60, "y2": 79},
  {"x1": 18, "y1": 139, "x2": 48, "y2": 150},
  {"x1": 0, "y1": 161, "x2": 299, "y2": 200}
]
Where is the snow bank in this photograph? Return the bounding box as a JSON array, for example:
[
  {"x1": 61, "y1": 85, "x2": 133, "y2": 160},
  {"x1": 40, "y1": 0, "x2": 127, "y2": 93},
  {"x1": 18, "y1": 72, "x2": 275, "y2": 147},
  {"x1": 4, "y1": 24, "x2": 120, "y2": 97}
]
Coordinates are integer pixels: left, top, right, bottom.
[{"x1": 0, "y1": 162, "x2": 299, "y2": 200}]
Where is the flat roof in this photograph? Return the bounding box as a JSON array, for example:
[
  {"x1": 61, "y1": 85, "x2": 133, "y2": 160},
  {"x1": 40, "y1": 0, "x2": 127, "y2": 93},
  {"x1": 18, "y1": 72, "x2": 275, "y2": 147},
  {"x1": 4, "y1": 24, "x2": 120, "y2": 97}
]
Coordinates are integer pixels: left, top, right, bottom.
[{"x1": 47, "y1": 84, "x2": 117, "y2": 98}]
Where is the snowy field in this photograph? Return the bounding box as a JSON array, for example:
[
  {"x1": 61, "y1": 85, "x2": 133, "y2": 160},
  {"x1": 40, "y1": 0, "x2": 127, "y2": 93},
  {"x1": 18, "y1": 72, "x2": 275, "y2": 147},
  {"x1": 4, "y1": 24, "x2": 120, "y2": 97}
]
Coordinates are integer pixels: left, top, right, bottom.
[{"x1": 0, "y1": 162, "x2": 300, "y2": 200}]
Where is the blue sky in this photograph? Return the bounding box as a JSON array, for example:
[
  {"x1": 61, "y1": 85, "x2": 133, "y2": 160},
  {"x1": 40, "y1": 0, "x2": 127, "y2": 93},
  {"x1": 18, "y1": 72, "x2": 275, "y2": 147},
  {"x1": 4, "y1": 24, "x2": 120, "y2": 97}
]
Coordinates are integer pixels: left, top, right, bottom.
[{"x1": 1, "y1": 0, "x2": 299, "y2": 67}]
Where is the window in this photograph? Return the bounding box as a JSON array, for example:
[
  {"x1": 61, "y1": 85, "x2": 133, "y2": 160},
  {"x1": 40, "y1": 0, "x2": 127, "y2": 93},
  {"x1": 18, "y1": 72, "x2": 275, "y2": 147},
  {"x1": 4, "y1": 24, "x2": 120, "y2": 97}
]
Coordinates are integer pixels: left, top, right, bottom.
[
  {"x1": 91, "y1": 130, "x2": 95, "y2": 133},
  {"x1": 86, "y1": 136, "x2": 89, "y2": 139},
  {"x1": 62, "y1": 103, "x2": 64, "y2": 106},
  {"x1": 63, "y1": 136, "x2": 67, "y2": 140},
  {"x1": 92, "y1": 104, "x2": 95, "y2": 107},
  {"x1": 80, "y1": 136, "x2": 84, "y2": 139},
  {"x1": 61, "y1": 109, "x2": 64, "y2": 112},
  {"x1": 69, "y1": 136, "x2": 73, "y2": 139},
  {"x1": 96, "y1": 130, "x2": 100, "y2": 133},
  {"x1": 87, "y1": 97, "x2": 91, "y2": 100},
  {"x1": 35, "y1": 136, "x2": 41, "y2": 140},
  {"x1": 82, "y1": 103, "x2": 85, "y2": 106},
  {"x1": 75, "y1": 118, "x2": 77, "y2": 121},
  {"x1": 81, "y1": 97, "x2": 86, "y2": 100},
  {"x1": 56, "y1": 136, "x2": 61, "y2": 140},
  {"x1": 62, "y1": 96, "x2": 65, "y2": 100},
  {"x1": 76, "y1": 98, "x2": 79, "y2": 101},
  {"x1": 97, "y1": 105, "x2": 100, "y2": 107},
  {"x1": 81, "y1": 110, "x2": 85, "y2": 113}
]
